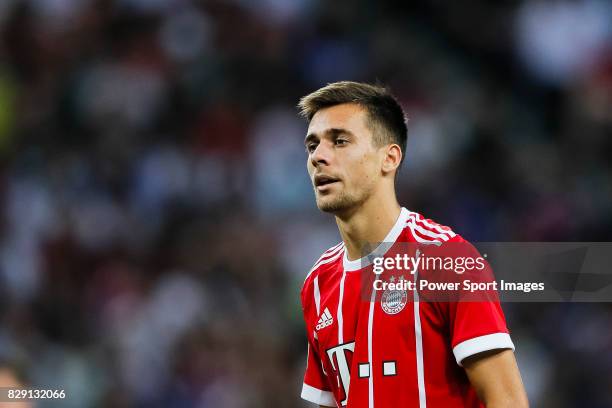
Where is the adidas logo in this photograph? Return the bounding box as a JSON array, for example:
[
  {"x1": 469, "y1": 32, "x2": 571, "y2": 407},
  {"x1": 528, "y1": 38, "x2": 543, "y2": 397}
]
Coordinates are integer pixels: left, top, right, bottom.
[{"x1": 316, "y1": 308, "x2": 334, "y2": 330}]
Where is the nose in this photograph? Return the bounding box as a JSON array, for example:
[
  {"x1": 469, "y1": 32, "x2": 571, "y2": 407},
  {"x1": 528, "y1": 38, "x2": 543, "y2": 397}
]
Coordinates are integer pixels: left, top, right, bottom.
[{"x1": 310, "y1": 141, "x2": 330, "y2": 168}]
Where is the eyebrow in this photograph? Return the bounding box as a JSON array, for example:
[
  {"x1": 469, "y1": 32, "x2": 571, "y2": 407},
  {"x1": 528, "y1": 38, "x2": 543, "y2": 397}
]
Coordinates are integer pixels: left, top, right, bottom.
[{"x1": 304, "y1": 128, "x2": 354, "y2": 145}]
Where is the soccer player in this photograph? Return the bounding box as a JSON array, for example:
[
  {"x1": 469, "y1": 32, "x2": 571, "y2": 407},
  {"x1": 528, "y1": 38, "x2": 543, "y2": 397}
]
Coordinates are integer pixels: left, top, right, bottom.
[{"x1": 297, "y1": 82, "x2": 528, "y2": 407}]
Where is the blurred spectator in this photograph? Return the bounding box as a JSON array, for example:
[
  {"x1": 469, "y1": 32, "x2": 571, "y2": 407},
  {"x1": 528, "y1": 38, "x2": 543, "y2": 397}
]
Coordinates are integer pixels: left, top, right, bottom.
[{"x1": 0, "y1": 361, "x2": 31, "y2": 408}]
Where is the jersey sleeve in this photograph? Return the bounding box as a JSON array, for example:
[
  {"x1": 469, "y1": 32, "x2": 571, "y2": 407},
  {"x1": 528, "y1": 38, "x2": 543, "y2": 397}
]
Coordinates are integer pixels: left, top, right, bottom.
[
  {"x1": 300, "y1": 275, "x2": 336, "y2": 407},
  {"x1": 448, "y1": 301, "x2": 514, "y2": 366},
  {"x1": 301, "y1": 337, "x2": 335, "y2": 406},
  {"x1": 436, "y1": 236, "x2": 515, "y2": 366}
]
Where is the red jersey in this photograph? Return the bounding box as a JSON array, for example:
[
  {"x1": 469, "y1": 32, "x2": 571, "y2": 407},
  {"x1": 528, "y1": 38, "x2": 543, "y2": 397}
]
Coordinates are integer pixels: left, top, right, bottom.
[{"x1": 300, "y1": 208, "x2": 514, "y2": 407}]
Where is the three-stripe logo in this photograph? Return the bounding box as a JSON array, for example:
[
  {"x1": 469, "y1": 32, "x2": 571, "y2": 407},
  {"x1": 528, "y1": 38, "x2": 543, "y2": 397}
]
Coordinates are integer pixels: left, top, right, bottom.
[{"x1": 316, "y1": 307, "x2": 334, "y2": 330}]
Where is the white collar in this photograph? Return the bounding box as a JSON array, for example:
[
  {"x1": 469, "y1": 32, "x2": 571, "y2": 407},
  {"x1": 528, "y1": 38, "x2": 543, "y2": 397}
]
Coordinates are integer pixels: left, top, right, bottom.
[{"x1": 342, "y1": 207, "x2": 409, "y2": 271}]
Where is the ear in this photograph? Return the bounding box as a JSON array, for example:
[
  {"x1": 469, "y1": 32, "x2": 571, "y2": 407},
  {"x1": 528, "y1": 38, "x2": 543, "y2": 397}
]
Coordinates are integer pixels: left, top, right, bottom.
[{"x1": 381, "y1": 144, "x2": 402, "y2": 175}]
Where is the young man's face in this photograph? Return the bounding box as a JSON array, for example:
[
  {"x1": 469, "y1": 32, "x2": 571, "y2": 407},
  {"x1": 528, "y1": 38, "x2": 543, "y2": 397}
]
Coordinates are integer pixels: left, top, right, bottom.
[{"x1": 305, "y1": 103, "x2": 383, "y2": 214}]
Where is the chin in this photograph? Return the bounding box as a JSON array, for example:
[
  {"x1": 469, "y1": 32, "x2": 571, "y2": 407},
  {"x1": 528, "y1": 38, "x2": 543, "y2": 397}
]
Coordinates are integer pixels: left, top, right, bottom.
[
  {"x1": 316, "y1": 195, "x2": 354, "y2": 214},
  {"x1": 317, "y1": 202, "x2": 343, "y2": 213}
]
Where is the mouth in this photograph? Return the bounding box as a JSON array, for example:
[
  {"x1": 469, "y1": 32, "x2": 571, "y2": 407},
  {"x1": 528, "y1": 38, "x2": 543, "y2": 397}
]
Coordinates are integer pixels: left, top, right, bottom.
[{"x1": 314, "y1": 175, "x2": 340, "y2": 191}]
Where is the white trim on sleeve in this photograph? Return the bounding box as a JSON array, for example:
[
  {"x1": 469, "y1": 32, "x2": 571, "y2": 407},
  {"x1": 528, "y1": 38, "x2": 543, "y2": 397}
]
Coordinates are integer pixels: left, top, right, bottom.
[
  {"x1": 453, "y1": 332, "x2": 515, "y2": 366},
  {"x1": 301, "y1": 383, "x2": 336, "y2": 407}
]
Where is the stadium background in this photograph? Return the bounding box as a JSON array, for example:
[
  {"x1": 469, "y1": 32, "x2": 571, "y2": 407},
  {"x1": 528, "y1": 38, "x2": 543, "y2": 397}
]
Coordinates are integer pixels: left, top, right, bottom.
[{"x1": 0, "y1": 0, "x2": 610, "y2": 407}]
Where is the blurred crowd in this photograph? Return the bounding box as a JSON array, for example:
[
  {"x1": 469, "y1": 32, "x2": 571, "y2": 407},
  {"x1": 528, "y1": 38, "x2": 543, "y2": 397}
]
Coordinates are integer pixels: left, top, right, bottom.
[{"x1": 0, "y1": 0, "x2": 611, "y2": 407}]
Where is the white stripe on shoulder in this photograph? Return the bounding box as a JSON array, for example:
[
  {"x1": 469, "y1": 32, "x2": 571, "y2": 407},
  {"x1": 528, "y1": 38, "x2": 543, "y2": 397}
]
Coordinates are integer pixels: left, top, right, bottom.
[
  {"x1": 314, "y1": 242, "x2": 343, "y2": 262},
  {"x1": 304, "y1": 244, "x2": 345, "y2": 281},
  {"x1": 409, "y1": 212, "x2": 456, "y2": 238},
  {"x1": 405, "y1": 213, "x2": 453, "y2": 243},
  {"x1": 325, "y1": 241, "x2": 344, "y2": 255},
  {"x1": 313, "y1": 242, "x2": 344, "y2": 267},
  {"x1": 405, "y1": 221, "x2": 449, "y2": 241}
]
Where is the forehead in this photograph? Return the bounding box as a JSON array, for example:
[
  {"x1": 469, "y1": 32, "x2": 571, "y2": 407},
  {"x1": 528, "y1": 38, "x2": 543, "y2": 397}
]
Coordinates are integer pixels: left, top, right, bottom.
[{"x1": 307, "y1": 103, "x2": 369, "y2": 136}]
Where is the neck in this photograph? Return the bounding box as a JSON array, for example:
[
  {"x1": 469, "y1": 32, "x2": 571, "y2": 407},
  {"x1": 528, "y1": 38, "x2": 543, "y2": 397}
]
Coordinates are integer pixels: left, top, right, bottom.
[{"x1": 335, "y1": 195, "x2": 401, "y2": 261}]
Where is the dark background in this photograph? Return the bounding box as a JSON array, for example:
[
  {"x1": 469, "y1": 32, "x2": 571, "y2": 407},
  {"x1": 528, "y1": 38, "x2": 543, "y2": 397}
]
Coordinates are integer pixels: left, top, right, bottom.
[{"x1": 0, "y1": 0, "x2": 610, "y2": 406}]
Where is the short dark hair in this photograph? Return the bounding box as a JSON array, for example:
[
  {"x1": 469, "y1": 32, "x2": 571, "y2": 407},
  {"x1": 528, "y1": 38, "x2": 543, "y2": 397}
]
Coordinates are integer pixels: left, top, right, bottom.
[{"x1": 298, "y1": 81, "x2": 408, "y2": 165}]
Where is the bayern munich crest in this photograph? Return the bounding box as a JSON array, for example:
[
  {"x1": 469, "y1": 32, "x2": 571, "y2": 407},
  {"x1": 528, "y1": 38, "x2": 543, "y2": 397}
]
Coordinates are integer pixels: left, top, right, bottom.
[{"x1": 381, "y1": 288, "x2": 408, "y2": 315}]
